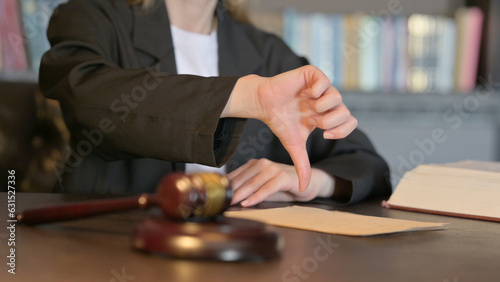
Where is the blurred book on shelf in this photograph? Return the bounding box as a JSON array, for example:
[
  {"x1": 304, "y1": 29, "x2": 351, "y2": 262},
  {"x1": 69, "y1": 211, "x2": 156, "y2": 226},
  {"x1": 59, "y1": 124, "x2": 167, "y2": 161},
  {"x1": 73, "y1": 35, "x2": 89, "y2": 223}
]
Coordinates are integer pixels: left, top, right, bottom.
[
  {"x1": 0, "y1": 0, "x2": 66, "y2": 75},
  {"x1": 0, "y1": 0, "x2": 29, "y2": 72},
  {"x1": 273, "y1": 7, "x2": 485, "y2": 94},
  {"x1": 0, "y1": 26, "x2": 3, "y2": 70},
  {"x1": 454, "y1": 7, "x2": 484, "y2": 93}
]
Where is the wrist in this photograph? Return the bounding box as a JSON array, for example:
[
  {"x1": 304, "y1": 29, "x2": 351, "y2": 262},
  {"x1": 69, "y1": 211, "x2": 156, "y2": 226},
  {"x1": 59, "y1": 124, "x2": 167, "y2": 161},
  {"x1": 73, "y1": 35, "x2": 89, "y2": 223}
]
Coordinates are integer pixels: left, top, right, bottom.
[
  {"x1": 221, "y1": 74, "x2": 263, "y2": 119},
  {"x1": 311, "y1": 168, "x2": 335, "y2": 198}
]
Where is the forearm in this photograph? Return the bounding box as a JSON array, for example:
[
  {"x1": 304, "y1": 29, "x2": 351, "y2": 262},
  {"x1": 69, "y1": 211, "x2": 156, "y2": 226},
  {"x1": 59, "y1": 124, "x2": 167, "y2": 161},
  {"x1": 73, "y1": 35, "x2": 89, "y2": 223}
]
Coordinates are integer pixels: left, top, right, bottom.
[
  {"x1": 41, "y1": 56, "x2": 243, "y2": 163},
  {"x1": 311, "y1": 169, "x2": 353, "y2": 200},
  {"x1": 311, "y1": 168, "x2": 335, "y2": 198}
]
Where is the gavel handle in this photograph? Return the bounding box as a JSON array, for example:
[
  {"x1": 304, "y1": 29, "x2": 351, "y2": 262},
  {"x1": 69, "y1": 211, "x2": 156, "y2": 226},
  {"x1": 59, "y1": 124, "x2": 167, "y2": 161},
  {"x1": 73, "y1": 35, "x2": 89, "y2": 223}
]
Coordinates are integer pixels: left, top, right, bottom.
[{"x1": 16, "y1": 194, "x2": 157, "y2": 225}]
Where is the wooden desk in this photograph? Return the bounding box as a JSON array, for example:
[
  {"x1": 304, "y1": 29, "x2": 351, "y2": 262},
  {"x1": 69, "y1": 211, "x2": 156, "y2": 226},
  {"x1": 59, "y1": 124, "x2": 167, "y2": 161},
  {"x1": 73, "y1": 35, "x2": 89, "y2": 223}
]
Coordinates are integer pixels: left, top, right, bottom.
[{"x1": 1, "y1": 192, "x2": 499, "y2": 281}]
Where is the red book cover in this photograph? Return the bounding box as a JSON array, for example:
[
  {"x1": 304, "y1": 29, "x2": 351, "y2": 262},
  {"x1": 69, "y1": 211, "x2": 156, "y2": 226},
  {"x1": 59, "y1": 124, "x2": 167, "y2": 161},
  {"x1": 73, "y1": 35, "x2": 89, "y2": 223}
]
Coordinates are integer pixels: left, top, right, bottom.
[
  {"x1": 0, "y1": 0, "x2": 29, "y2": 71},
  {"x1": 460, "y1": 7, "x2": 483, "y2": 92},
  {"x1": 454, "y1": 7, "x2": 484, "y2": 92}
]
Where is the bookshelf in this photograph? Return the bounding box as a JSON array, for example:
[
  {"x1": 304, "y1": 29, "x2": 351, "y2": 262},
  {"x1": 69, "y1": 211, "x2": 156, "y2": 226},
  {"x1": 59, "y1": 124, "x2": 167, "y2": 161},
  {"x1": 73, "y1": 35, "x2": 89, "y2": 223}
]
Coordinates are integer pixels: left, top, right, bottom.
[
  {"x1": 248, "y1": 0, "x2": 465, "y2": 15},
  {"x1": 248, "y1": 0, "x2": 500, "y2": 186},
  {"x1": 473, "y1": 0, "x2": 500, "y2": 87},
  {"x1": 1, "y1": 0, "x2": 499, "y2": 190},
  {"x1": 248, "y1": 0, "x2": 494, "y2": 92}
]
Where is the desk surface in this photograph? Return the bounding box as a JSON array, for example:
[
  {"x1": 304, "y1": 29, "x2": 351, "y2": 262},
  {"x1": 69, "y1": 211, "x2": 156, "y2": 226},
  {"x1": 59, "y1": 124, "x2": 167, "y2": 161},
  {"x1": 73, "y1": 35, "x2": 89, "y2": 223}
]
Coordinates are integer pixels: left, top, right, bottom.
[{"x1": 1, "y1": 193, "x2": 499, "y2": 282}]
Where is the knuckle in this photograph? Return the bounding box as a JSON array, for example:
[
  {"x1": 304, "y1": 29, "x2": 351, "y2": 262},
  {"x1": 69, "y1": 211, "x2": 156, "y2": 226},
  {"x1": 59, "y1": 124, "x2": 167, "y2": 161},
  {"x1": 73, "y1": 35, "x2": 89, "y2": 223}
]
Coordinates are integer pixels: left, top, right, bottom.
[
  {"x1": 260, "y1": 158, "x2": 275, "y2": 167},
  {"x1": 230, "y1": 179, "x2": 241, "y2": 189},
  {"x1": 311, "y1": 63, "x2": 323, "y2": 73},
  {"x1": 342, "y1": 109, "x2": 351, "y2": 120},
  {"x1": 277, "y1": 170, "x2": 287, "y2": 178},
  {"x1": 320, "y1": 76, "x2": 330, "y2": 86},
  {"x1": 302, "y1": 65, "x2": 317, "y2": 77},
  {"x1": 304, "y1": 64, "x2": 316, "y2": 71},
  {"x1": 332, "y1": 91, "x2": 342, "y2": 104},
  {"x1": 269, "y1": 164, "x2": 282, "y2": 175},
  {"x1": 230, "y1": 174, "x2": 243, "y2": 185},
  {"x1": 258, "y1": 158, "x2": 270, "y2": 166},
  {"x1": 343, "y1": 105, "x2": 351, "y2": 115},
  {"x1": 336, "y1": 102, "x2": 347, "y2": 112},
  {"x1": 316, "y1": 118, "x2": 326, "y2": 129},
  {"x1": 246, "y1": 177, "x2": 260, "y2": 188},
  {"x1": 336, "y1": 127, "x2": 347, "y2": 138},
  {"x1": 352, "y1": 117, "x2": 358, "y2": 127},
  {"x1": 313, "y1": 102, "x2": 322, "y2": 113}
]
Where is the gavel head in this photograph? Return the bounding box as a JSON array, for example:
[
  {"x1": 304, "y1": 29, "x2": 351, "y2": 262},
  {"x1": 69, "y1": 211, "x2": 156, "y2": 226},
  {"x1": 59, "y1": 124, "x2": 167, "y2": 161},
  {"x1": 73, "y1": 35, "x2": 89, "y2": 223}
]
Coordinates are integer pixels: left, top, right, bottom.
[{"x1": 156, "y1": 172, "x2": 233, "y2": 220}]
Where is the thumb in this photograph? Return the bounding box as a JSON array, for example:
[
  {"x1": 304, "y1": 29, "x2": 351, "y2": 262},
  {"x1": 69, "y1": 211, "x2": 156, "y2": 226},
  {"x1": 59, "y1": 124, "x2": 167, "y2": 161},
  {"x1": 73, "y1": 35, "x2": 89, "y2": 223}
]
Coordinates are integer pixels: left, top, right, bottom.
[{"x1": 285, "y1": 143, "x2": 311, "y2": 192}]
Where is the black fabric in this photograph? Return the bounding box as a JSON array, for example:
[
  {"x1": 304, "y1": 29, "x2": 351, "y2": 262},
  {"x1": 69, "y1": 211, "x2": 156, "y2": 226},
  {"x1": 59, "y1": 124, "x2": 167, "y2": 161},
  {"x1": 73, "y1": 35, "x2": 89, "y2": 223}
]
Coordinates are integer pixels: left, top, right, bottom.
[{"x1": 40, "y1": 0, "x2": 391, "y2": 203}]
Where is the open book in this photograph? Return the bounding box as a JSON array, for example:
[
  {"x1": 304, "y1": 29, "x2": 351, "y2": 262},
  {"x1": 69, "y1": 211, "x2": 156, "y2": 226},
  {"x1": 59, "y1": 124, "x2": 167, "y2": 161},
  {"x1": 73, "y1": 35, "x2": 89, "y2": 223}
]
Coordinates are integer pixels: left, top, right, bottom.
[{"x1": 384, "y1": 160, "x2": 500, "y2": 222}]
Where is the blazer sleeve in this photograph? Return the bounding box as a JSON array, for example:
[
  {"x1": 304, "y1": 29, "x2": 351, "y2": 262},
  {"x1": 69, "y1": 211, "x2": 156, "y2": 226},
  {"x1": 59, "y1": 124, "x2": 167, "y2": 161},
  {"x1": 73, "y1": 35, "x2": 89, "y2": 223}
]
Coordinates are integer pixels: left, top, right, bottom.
[
  {"x1": 255, "y1": 32, "x2": 392, "y2": 204},
  {"x1": 39, "y1": 0, "x2": 245, "y2": 166}
]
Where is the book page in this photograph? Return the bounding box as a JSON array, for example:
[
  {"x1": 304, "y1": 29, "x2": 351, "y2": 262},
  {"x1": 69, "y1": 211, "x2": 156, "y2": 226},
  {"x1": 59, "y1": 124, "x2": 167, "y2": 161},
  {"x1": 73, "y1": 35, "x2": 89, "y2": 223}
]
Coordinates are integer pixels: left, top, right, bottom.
[
  {"x1": 225, "y1": 206, "x2": 445, "y2": 236},
  {"x1": 387, "y1": 161, "x2": 500, "y2": 220}
]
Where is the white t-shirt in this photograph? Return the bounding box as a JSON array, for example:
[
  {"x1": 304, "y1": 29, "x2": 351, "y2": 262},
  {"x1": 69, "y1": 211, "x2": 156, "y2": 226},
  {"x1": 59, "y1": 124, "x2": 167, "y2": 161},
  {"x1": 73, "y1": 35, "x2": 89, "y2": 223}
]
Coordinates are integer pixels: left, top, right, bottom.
[{"x1": 170, "y1": 25, "x2": 226, "y2": 174}]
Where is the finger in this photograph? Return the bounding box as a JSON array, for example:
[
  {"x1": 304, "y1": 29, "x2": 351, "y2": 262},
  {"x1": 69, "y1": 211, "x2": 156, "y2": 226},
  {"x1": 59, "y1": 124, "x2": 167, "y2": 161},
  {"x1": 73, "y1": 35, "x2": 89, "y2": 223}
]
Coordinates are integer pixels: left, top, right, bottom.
[
  {"x1": 240, "y1": 176, "x2": 286, "y2": 207},
  {"x1": 263, "y1": 191, "x2": 296, "y2": 202},
  {"x1": 301, "y1": 65, "x2": 331, "y2": 99},
  {"x1": 227, "y1": 159, "x2": 259, "y2": 189},
  {"x1": 227, "y1": 160, "x2": 252, "y2": 180},
  {"x1": 284, "y1": 143, "x2": 311, "y2": 192},
  {"x1": 312, "y1": 104, "x2": 351, "y2": 130},
  {"x1": 323, "y1": 116, "x2": 358, "y2": 139},
  {"x1": 310, "y1": 86, "x2": 342, "y2": 113},
  {"x1": 228, "y1": 159, "x2": 276, "y2": 194},
  {"x1": 232, "y1": 168, "x2": 276, "y2": 206}
]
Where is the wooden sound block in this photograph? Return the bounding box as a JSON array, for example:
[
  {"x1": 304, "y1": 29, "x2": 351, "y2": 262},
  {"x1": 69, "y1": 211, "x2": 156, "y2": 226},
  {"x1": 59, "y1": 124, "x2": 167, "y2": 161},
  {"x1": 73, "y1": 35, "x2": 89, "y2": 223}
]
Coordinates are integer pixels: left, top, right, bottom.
[{"x1": 132, "y1": 216, "x2": 283, "y2": 261}]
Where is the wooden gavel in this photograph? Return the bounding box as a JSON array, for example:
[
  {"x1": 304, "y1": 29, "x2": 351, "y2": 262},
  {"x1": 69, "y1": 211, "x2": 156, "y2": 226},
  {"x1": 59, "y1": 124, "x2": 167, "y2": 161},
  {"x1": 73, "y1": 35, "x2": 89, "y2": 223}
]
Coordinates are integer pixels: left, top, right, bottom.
[{"x1": 17, "y1": 172, "x2": 233, "y2": 225}]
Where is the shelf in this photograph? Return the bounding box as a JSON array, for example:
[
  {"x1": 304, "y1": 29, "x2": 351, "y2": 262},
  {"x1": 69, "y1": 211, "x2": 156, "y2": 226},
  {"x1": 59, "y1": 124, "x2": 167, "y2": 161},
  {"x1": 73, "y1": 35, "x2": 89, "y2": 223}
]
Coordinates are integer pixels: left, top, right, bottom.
[
  {"x1": 248, "y1": 0, "x2": 464, "y2": 16},
  {"x1": 341, "y1": 90, "x2": 500, "y2": 115},
  {"x1": 0, "y1": 71, "x2": 38, "y2": 84}
]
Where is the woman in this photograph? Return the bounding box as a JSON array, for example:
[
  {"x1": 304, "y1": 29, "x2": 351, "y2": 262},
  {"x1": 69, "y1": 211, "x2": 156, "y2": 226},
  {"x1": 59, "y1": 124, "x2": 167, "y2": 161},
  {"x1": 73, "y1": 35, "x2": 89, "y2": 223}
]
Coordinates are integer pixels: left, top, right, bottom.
[{"x1": 40, "y1": 0, "x2": 391, "y2": 206}]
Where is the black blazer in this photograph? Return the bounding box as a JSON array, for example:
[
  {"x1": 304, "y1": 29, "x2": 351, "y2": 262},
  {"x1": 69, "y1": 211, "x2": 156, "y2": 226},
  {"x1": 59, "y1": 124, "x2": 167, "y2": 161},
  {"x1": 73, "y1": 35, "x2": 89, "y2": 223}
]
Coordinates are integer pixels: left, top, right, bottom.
[{"x1": 40, "y1": 0, "x2": 391, "y2": 203}]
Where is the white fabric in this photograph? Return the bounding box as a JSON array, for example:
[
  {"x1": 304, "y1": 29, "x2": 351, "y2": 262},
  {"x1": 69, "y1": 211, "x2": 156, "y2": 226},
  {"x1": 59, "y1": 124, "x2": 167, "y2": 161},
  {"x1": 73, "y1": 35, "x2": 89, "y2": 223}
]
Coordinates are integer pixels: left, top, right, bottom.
[
  {"x1": 171, "y1": 25, "x2": 218, "y2": 76},
  {"x1": 170, "y1": 25, "x2": 226, "y2": 174}
]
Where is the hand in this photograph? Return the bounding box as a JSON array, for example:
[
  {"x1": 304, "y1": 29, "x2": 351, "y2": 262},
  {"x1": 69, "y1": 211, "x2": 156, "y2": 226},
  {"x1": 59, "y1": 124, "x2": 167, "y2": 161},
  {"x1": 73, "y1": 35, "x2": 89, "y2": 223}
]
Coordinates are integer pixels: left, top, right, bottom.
[
  {"x1": 227, "y1": 158, "x2": 335, "y2": 207},
  {"x1": 222, "y1": 65, "x2": 357, "y2": 192}
]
